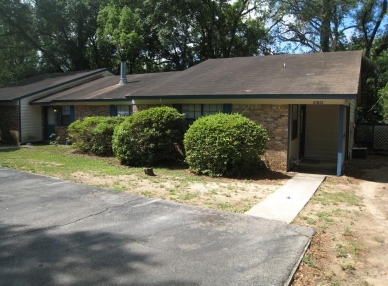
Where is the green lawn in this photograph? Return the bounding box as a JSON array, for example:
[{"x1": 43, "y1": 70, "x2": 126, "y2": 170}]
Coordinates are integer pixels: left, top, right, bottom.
[
  {"x1": 0, "y1": 145, "x2": 131, "y2": 179},
  {"x1": 0, "y1": 145, "x2": 281, "y2": 213}
]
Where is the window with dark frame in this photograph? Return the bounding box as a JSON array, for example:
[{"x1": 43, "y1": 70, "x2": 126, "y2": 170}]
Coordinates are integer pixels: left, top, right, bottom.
[
  {"x1": 117, "y1": 105, "x2": 132, "y2": 116},
  {"x1": 61, "y1": 106, "x2": 72, "y2": 126},
  {"x1": 291, "y1": 105, "x2": 298, "y2": 140},
  {"x1": 182, "y1": 104, "x2": 223, "y2": 122}
]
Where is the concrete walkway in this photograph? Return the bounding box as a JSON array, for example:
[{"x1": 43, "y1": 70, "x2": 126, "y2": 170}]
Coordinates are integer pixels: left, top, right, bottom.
[{"x1": 246, "y1": 173, "x2": 326, "y2": 223}]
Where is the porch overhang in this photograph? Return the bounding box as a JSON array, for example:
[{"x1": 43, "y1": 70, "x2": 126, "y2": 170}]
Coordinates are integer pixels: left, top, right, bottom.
[{"x1": 128, "y1": 94, "x2": 357, "y2": 106}]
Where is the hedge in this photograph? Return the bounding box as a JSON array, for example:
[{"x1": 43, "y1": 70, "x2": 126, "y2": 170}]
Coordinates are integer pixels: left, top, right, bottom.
[
  {"x1": 112, "y1": 106, "x2": 187, "y2": 166},
  {"x1": 68, "y1": 116, "x2": 125, "y2": 156},
  {"x1": 184, "y1": 113, "x2": 268, "y2": 177}
]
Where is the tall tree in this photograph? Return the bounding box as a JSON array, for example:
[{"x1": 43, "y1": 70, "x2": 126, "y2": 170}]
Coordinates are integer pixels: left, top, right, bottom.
[
  {"x1": 35, "y1": 0, "x2": 109, "y2": 71},
  {"x1": 138, "y1": 0, "x2": 275, "y2": 71},
  {"x1": 194, "y1": 0, "x2": 274, "y2": 59},
  {"x1": 275, "y1": 0, "x2": 357, "y2": 52},
  {"x1": 353, "y1": 0, "x2": 388, "y2": 57},
  {"x1": 97, "y1": 4, "x2": 144, "y2": 74},
  {"x1": 0, "y1": 0, "x2": 39, "y2": 85},
  {"x1": 140, "y1": 0, "x2": 200, "y2": 71}
]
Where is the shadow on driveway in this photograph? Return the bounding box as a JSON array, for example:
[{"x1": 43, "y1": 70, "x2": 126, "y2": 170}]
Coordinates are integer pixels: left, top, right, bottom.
[{"x1": 0, "y1": 167, "x2": 314, "y2": 285}]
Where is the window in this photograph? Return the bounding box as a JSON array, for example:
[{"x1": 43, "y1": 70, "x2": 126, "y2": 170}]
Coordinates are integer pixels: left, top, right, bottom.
[
  {"x1": 61, "y1": 106, "x2": 72, "y2": 126},
  {"x1": 182, "y1": 104, "x2": 224, "y2": 121},
  {"x1": 117, "y1": 105, "x2": 132, "y2": 116},
  {"x1": 291, "y1": 105, "x2": 298, "y2": 140},
  {"x1": 202, "y1": 104, "x2": 223, "y2": 115},
  {"x1": 182, "y1": 104, "x2": 202, "y2": 120},
  {"x1": 110, "y1": 105, "x2": 133, "y2": 116}
]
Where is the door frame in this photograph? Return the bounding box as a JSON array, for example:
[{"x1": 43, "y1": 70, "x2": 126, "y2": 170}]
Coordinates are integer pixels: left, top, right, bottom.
[{"x1": 44, "y1": 106, "x2": 56, "y2": 140}]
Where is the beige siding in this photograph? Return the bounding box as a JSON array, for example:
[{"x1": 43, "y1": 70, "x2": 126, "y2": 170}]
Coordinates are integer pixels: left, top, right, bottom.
[
  {"x1": 342, "y1": 107, "x2": 347, "y2": 164},
  {"x1": 20, "y1": 97, "x2": 43, "y2": 143},
  {"x1": 305, "y1": 105, "x2": 338, "y2": 160},
  {"x1": 348, "y1": 100, "x2": 356, "y2": 157}
]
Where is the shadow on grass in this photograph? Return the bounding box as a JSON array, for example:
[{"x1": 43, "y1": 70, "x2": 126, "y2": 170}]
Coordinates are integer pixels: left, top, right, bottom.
[
  {"x1": 154, "y1": 161, "x2": 291, "y2": 181},
  {"x1": 0, "y1": 223, "x2": 199, "y2": 286},
  {"x1": 0, "y1": 146, "x2": 20, "y2": 152}
]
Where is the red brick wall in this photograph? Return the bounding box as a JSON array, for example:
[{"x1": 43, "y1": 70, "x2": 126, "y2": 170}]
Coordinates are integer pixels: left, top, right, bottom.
[
  {"x1": 233, "y1": 104, "x2": 289, "y2": 171},
  {"x1": 131, "y1": 103, "x2": 290, "y2": 171},
  {"x1": 0, "y1": 105, "x2": 19, "y2": 144},
  {"x1": 74, "y1": 105, "x2": 110, "y2": 120},
  {"x1": 55, "y1": 126, "x2": 68, "y2": 144},
  {"x1": 54, "y1": 105, "x2": 111, "y2": 143}
]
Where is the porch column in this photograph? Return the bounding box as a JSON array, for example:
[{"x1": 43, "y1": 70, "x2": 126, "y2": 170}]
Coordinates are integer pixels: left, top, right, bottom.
[{"x1": 337, "y1": 105, "x2": 344, "y2": 176}]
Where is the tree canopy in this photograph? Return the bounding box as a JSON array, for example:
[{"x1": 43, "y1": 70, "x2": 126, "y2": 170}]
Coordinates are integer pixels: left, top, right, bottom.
[{"x1": 1, "y1": 0, "x2": 388, "y2": 121}]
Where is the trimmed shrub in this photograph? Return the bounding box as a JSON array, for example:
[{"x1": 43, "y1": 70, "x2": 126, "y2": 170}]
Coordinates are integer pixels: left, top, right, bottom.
[
  {"x1": 68, "y1": 116, "x2": 125, "y2": 156},
  {"x1": 184, "y1": 113, "x2": 268, "y2": 177},
  {"x1": 112, "y1": 106, "x2": 187, "y2": 166}
]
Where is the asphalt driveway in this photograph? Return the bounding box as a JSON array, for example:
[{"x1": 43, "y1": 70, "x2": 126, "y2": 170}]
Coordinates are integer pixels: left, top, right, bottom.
[{"x1": 0, "y1": 167, "x2": 314, "y2": 286}]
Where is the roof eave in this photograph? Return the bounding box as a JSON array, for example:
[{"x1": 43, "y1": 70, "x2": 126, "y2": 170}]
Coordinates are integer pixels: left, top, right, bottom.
[
  {"x1": 5, "y1": 69, "x2": 112, "y2": 102},
  {"x1": 126, "y1": 94, "x2": 358, "y2": 100},
  {"x1": 30, "y1": 98, "x2": 130, "y2": 105}
]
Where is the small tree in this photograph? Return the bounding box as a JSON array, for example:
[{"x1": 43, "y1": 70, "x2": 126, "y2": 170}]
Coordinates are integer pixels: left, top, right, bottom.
[
  {"x1": 184, "y1": 113, "x2": 268, "y2": 177},
  {"x1": 112, "y1": 106, "x2": 187, "y2": 166}
]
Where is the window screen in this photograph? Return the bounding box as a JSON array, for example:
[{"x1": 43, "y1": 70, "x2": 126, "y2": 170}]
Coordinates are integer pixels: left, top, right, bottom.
[
  {"x1": 202, "y1": 104, "x2": 223, "y2": 115},
  {"x1": 61, "y1": 106, "x2": 72, "y2": 126},
  {"x1": 117, "y1": 105, "x2": 132, "y2": 116},
  {"x1": 182, "y1": 104, "x2": 224, "y2": 120},
  {"x1": 182, "y1": 104, "x2": 202, "y2": 119}
]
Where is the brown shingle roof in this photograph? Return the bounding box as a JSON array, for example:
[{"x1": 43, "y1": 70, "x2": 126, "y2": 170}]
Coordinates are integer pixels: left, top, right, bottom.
[
  {"x1": 0, "y1": 69, "x2": 111, "y2": 102},
  {"x1": 32, "y1": 71, "x2": 177, "y2": 104},
  {"x1": 29, "y1": 51, "x2": 363, "y2": 104},
  {"x1": 125, "y1": 51, "x2": 363, "y2": 99}
]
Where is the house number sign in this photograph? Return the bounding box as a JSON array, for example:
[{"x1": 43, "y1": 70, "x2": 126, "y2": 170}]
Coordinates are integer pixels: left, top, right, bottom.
[{"x1": 313, "y1": 101, "x2": 324, "y2": 105}]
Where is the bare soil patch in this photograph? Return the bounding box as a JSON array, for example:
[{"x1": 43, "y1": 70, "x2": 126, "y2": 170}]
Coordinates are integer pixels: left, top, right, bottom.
[
  {"x1": 70, "y1": 169, "x2": 289, "y2": 213},
  {"x1": 292, "y1": 155, "x2": 388, "y2": 286}
]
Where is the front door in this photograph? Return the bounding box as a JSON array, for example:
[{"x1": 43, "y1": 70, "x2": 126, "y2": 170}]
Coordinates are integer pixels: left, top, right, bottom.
[{"x1": 45, "y1": 107, "x2": 56, "y2": 140}]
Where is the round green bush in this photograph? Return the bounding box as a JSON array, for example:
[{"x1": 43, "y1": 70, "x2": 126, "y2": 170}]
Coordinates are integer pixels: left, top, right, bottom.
[
  {"x1": 184, "y1": 113, "x2": 268, "y2": 177},
  {"x1": 112, "y1": 106, "x2": 187, "y2": 166},
  {"x1": 68, "y1": 116, "x2": 125, "y2": 156}
]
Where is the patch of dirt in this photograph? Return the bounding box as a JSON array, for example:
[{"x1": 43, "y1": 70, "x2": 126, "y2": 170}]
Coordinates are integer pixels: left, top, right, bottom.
[
  {"x1": 292, "y1": 155, "x2": 388, "y2": 286},
  {"x1": 69, "y1": 154, "x2": 388, "y2": 284},
  {"x1": 70, "y1": 170, "x2": 288, "y2": 213}
]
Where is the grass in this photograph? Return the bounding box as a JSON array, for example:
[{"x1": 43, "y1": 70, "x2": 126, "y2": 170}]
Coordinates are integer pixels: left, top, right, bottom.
[
  {"x1": 335, "y1": 243, "x2": 348, "y2": 258},
  {"x1": 343, "y1": 227, "x2": 353, "y2": 237},
  {"x1": 349, "y1": 241, "x2": 361, "y2": 256},
  {"x1": 317, "y1": 211, "x2": 335, "y2": 223},
  {"x1": 341, "y1": 262, "x2": 355, "y2": 272},
  {"x1": 0, "y1": 145, "x2": 276, "y2": 214},
  {"x1": 178, "y1": 192, "x2": 199, "y2": 200},
  {"x1": 0, "y1": 146, "x2": 131, "y2": 178},
  {"x1": 306, "y1": 217, "x2": 316, "y2": 225},
  {"x1": 312, "y1": 190, "x2": 362, "y2": 206},
  {"x1": 302, "y1": 254, "x2": 318, "y2": 268}
]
